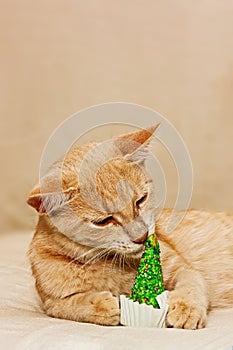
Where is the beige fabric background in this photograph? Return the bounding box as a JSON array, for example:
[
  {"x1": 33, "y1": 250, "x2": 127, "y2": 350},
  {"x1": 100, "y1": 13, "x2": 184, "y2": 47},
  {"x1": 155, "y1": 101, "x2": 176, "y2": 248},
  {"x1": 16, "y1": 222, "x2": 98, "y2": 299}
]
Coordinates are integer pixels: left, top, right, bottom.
[{"x1": 0, "y1": 0, "x2": 233, "y2": 233}]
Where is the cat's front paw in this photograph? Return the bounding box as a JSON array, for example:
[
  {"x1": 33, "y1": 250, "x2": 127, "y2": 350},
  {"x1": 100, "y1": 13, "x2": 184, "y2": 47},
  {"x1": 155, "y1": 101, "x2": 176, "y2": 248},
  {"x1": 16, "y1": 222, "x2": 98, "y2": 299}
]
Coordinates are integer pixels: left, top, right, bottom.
[
  {"x1": 91, "y1": 291, "x2": 120, "y2": 326},
  {"x1": 166, "y1": 292, "x2": 207, "y2": 329}
]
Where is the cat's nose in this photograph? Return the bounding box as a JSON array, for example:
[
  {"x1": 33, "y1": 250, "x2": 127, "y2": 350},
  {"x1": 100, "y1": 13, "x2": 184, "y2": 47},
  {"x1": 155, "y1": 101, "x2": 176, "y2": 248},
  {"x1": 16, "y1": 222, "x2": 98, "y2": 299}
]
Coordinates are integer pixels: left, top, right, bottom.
[{"x1": 133, "y1": 231, "x2": 148, "y2": 244}]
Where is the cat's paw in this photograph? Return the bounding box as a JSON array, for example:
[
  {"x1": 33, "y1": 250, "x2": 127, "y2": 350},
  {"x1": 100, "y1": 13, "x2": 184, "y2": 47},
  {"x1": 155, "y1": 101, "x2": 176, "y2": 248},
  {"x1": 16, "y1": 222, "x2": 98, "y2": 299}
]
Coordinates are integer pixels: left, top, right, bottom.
[
  {"x1": 91, "y1": 291, "x2": 120, "y2": 326},
  {"x1": 166, "y1": 292, "x2": 207, "y2": 329}
]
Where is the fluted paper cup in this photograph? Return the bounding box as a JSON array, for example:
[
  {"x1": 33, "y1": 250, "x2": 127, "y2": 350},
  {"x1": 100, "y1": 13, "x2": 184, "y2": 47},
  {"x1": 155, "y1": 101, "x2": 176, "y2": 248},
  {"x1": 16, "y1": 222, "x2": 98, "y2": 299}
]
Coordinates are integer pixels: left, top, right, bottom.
[{"x1": 120, "y1": 290, "x2": 169, "y2": 327}]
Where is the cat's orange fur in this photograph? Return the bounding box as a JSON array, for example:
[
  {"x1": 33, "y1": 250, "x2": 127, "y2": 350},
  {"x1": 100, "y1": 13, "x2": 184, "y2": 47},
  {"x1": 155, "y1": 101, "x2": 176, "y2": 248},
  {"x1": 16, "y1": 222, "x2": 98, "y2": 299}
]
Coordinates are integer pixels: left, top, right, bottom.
[{"x1": 27, "y1": 126, "x2": 233, "y2": 329}]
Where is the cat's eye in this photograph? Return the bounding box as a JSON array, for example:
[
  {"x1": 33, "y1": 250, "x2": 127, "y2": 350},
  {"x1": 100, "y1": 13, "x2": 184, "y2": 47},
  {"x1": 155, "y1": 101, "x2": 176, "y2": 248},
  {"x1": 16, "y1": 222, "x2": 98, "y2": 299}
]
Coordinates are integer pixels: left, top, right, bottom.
[
  {"x1": 93, "y1": 216, "x2": 114, "y2": 226},
  {"x1": 136, "y1": 194, "x2": 148, "y2": 207}
]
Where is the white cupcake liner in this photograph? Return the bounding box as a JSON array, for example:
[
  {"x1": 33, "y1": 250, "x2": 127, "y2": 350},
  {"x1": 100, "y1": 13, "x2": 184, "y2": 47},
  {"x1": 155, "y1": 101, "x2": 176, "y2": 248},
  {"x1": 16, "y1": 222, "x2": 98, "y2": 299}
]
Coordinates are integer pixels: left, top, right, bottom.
[{"x1": 120, "y1": 290, "x2": 169, "y2": 328}]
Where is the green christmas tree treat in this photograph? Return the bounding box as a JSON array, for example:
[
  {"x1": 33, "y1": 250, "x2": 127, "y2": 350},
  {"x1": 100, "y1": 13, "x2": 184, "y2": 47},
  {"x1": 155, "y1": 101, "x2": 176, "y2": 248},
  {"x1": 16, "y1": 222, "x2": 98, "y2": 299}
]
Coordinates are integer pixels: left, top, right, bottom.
[
  {"x1": 120, "y1": 232, "x2": 169, "y2": 327},
  {"x1": 129, "y1": 233, "x2": 165, "y2": 308}
]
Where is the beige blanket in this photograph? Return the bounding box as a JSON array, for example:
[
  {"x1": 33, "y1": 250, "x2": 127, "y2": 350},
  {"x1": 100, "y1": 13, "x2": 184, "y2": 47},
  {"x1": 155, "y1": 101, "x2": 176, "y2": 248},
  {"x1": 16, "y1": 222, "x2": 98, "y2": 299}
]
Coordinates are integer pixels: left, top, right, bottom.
[{"x1": 0, "y1": 231, "x2": 232, "y2": 350}]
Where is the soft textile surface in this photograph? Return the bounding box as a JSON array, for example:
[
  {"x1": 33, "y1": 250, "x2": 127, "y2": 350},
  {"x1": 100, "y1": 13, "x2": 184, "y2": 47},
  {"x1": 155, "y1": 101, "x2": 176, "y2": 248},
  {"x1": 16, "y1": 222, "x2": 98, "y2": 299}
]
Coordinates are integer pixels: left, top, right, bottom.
[{"x1": 0, "y1": 232, "x2": 232, "y2": 350}]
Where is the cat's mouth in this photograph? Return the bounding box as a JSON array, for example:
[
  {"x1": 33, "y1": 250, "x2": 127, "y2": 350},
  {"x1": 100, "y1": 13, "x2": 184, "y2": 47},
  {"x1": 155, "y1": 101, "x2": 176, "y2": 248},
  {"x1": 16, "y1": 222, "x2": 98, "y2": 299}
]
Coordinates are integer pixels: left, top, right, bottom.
[
  {"x1": 123, "y1": 243, "x2": 145, "y2": 258},
  {"x1": 115, "y1": 231, "x2": 148, "y2": 258}
]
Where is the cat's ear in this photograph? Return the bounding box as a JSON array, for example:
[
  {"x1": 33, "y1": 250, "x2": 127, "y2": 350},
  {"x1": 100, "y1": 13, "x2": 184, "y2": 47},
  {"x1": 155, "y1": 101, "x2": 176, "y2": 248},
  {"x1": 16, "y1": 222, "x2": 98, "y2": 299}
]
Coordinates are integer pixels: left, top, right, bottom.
[
  {"x1": 27, "y1": 183, "x2": 77, "y2": 215},
  {"x1": 116, "y1": 124, "x2": 160, "y2": 164}
]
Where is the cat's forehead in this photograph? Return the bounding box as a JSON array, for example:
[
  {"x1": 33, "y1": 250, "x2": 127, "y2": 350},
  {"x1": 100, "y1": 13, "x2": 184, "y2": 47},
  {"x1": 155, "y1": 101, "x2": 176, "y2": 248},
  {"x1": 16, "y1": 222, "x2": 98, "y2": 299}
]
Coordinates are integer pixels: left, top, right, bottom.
[
  {"x1": 77, "y1": 156, "x2": 148, "y2": 197},
  {"x1": 96, "y1": 158, "x2": 147, "y2": 187}
]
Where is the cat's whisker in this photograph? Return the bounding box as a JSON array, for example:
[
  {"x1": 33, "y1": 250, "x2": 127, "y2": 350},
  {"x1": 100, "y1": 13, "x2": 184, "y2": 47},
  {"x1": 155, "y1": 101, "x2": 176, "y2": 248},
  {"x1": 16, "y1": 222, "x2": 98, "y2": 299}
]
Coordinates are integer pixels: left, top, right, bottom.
[
  {"x1": 118, "y1": 252, "x2": 123, "y2": 271},
  {"x1": 102, "y1": 248, "x2": 115, "y2": 275},
  {"x1": 118, "y1": 253, "x2": 122, "y2": 270},
  {"x1": 110, "y1": 251, "x2": 120, "y2": 272},
  {"x1": 122, "y1": 252, "x2": 126, "y2": 271},
  {"x1": 119, "y1": 252, "x2": 124, "y2": 269},
  {"x1": 66, "y1": 243, "x2": 111, "y2": 266},
  {"x1": 82, "y1": 247, "x2": 111, "y2": 267}
]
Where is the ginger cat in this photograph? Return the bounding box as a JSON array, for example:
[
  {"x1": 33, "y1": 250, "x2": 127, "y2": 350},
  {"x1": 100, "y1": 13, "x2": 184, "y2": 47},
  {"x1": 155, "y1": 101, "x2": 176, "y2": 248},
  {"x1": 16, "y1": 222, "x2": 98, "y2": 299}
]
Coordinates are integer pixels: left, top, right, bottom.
[{"x1": 27, "y1": 126, "x2": 233, "y2": 329}]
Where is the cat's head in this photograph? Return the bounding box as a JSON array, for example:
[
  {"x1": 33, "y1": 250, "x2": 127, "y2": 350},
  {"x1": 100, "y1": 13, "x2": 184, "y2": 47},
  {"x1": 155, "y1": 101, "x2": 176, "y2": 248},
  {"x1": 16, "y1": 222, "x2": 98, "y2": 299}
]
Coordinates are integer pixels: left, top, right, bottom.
[{"x1": 27, "y1": 125, "x2": 159, "y2": 258}]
